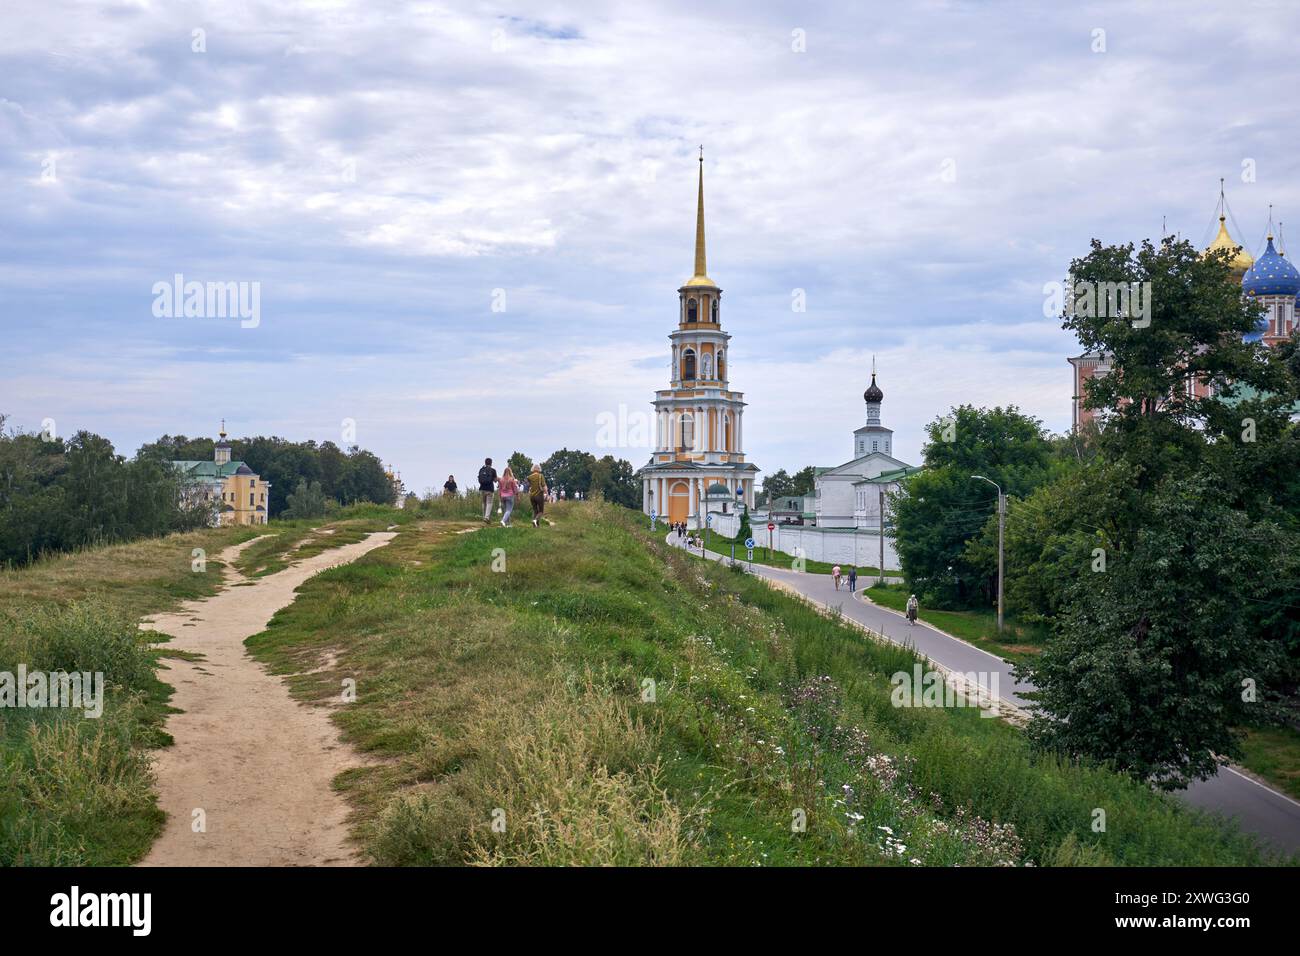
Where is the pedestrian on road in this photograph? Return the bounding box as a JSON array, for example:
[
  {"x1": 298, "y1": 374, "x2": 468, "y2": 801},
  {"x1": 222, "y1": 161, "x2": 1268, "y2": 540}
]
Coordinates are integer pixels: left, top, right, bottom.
[
  {"x1": 527, "y1": 464, "x2": 548, "y2": 527},
  {"x1": 478, "y1": 458, "x2": 498, "y2": 522},
  {"x1": 847, "y1": 566, "x2": 857, "y2": 594},
  {"x1": 443, "y1": 475, "x2": 457, "y2": 496},
  {"x1": 499, "y1": 467, "x2": 519, "y2": 527},
  {"x1": 832, "y1": 564, "x2": 842, "y2": 590},
  {"x1": 906, "y1": 594, "x2": 919, "y2": 626}
]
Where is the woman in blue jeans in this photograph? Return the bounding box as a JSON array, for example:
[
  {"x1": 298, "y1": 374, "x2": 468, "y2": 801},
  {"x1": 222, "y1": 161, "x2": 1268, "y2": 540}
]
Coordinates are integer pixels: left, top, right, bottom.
[
  {"x1": 498, "y1": 467, "x2": 519, "y2": 527},
  {"x1": 847, "y1": 566, "x2": 857, "y2": 593}
]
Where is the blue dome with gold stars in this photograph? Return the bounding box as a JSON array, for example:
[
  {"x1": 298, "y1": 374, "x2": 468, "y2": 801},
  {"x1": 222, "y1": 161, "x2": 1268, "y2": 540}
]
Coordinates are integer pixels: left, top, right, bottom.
[{"x1": 1242, "y1": 237, "x2": 1300, "y2": 298}]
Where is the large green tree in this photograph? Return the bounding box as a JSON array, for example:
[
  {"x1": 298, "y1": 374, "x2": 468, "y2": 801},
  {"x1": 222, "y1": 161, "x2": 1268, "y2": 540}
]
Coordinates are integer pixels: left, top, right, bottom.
[
  {"x1": 1022, "y1": 474, "x2": 1293, "y2": 788},
  {"x1": 892, "y1": 405, "x2": 1058, "y2": 608},
  {"x1": 1018, "y1": 235, "x2": 1300, "y2": 783},
  {"x1": 507, "y1": 451, "x2": 533, "y2": 480}
]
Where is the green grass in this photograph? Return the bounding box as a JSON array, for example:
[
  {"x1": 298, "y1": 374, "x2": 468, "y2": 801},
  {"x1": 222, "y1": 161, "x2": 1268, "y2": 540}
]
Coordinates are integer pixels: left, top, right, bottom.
[
  {"x1": 866, "y1": 583, "x2": 1047, "y2": 661},
  {"x1": 242, "y1": 501, "x2": 1285, "y2": 866},
  {"x1": 0, "y1": 601, "x2": 175, "y2": 864},
  {"x1": 232, "y1": 516, "x2": 397, "y2": 577},
  {"x1": 1239, "y1": 726, "x2": 1300, "y2": 801},
  {"x1": 0, "y1": 506, "x2": 407, "y2": 866},
  {"x1": 698, "y1": 527, "x2": 885, "y2": 577}
]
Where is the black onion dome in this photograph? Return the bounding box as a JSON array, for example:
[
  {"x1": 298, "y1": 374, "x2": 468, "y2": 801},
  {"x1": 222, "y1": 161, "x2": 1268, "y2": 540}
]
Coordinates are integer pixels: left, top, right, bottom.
[{"x1": 863, "y1": 373, "x2": 884, "y2": 404}]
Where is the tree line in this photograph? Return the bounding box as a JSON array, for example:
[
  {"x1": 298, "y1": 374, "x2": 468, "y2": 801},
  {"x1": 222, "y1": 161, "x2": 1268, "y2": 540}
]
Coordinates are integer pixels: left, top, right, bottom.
[
  {"x1": 888, "y1": 235, "x2": 1300, "y2": 789},
  {"x1": 0, "y1": 419, "x2": 210, "y2": 566},
  {"x1": 139, "y1": 433, "x2": 395, "y2": 518},
  {"x1": 0, "y1": 419, "x2": 397, "y2": 566}
]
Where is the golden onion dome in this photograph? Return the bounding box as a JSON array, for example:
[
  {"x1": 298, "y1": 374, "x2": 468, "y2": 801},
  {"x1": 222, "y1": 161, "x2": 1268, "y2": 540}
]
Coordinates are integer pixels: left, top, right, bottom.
[{"x1": 1205, "y1": 215, "x2": 1254, "y2": 275}]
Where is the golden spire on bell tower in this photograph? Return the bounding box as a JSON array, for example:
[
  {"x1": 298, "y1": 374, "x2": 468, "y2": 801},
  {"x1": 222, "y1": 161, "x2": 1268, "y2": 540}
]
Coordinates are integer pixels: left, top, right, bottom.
[{"x1": 684, "y1": 146, "x2": 716, "y2": 288}]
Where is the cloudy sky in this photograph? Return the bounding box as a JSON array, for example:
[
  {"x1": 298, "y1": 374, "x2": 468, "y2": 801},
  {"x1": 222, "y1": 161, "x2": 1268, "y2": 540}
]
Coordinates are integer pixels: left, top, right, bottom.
[{"x1": 3, "y1": 0, "x2": 1298, "y2": 493}]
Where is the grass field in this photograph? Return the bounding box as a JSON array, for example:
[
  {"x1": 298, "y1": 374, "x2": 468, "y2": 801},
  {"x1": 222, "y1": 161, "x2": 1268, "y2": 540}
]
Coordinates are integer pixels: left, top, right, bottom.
[
  {"x1": 3, "y1": 499, "x2": 1290, "y2": 866},
  {"x1": 0, "y1": 523, "x2": 259, "y2": 864},
  {"x1": 0, "y1": 505, "x2": 421, "y2": 865},
  {"x1": 1238, "y1": 726, "x2": 1300, "y2": 801},
  {"x1": 243, "y1": 501, "x2": 1284, "y2": 866}
]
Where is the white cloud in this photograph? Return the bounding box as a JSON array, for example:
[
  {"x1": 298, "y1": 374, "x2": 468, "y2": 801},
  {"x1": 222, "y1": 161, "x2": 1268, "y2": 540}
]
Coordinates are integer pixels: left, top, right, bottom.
[{"x1": 2, "y1": 0, "x2": 1297, "y2": 491}]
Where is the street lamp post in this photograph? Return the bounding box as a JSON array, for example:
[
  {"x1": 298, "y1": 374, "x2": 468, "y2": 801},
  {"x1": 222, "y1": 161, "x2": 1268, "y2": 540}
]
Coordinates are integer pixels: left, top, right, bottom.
[{"x1": 971, "y1": 475, "x2": 1005, "y2": 633}]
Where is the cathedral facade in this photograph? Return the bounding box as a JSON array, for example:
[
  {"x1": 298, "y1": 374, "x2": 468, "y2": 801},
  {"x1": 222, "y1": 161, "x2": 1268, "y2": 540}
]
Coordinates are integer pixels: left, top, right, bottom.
[{"x1": 638, "y1": 157, "x2": 759, "y2": 526}]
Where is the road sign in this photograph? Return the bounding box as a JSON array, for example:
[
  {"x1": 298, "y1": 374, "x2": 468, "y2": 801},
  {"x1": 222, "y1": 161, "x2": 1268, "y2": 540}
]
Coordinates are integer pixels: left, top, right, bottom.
[
  {"x1": 744, "y1": 537, "x2": 755, "y2": 549},
  {"x1": 706, "y1": 514, "x2": 713, "y2": 525},
  {"x1": 650, "y1": 510, "x2": 657, "y2": 520},
  {"x1": 747, "y1": 548, "x2": 754, "y2": 561},
  {"x1": 767, "y1": 523, "x2": 775, "y2": 532}
]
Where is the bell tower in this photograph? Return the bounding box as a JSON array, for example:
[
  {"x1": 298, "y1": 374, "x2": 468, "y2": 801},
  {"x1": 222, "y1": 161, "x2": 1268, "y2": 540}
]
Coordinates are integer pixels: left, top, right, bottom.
[{"x1": 638, "y1": 150, "x2": 759, "y2": 526}]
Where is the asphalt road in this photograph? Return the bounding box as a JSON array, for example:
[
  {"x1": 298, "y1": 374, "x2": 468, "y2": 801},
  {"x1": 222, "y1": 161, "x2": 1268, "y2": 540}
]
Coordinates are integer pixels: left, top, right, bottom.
[{"x1": 667, "y1": 531, "x2": 1300, "y2": 857}]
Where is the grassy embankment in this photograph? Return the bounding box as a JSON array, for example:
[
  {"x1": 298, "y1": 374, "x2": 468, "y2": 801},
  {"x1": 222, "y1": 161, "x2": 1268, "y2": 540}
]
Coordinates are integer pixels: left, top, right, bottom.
[
  {"x1": 0, "y1": 506, "x2": 426, "y2": 865},
  {"x1": 244, "y1": 501, "x2": 1285, "y2": 866}
]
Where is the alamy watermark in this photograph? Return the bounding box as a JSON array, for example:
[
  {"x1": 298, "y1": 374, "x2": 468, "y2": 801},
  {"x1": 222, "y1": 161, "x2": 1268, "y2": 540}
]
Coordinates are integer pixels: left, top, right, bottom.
[
  {"x1": 0, "y1": 666, "x2": 104, "y2": 718},
  {"x1": 152, "y1": 274, "x2": 260, "y2": 328},
  {"x1": 1043, "y1": 279, "x2": 1152, "y2": 328},
  {"x1": 890, "y1": 663, "x2": 1000, "y2": 717}
]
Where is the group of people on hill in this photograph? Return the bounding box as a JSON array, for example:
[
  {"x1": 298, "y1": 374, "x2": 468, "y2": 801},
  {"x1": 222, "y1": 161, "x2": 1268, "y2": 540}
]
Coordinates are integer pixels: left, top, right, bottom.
[{"x1": 441, "y1": 457, "x2": 553, "y2": 528}]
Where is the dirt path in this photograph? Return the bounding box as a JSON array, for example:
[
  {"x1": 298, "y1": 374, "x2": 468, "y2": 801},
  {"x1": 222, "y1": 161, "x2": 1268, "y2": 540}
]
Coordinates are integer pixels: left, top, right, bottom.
[{"x1": 138, "y1": 531, "x2": 396, "y2": 867}]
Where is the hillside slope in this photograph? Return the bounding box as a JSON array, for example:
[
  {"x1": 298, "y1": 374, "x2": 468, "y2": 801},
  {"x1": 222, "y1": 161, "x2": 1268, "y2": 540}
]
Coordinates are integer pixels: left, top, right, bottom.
[{"x1": 247, "y1": 501, "x2": 1282, "y2": 866}]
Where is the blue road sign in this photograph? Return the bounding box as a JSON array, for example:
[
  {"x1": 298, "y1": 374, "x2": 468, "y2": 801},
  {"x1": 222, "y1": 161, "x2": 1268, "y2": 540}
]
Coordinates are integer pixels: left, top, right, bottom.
[{"x1": 744, "y1": 537, "x2": 755, "y2": 549}]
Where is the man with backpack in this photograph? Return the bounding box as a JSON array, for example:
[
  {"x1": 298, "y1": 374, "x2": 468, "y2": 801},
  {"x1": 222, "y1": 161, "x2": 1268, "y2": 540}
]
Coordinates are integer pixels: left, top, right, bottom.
[{"x1": 478, "y1": 457, "x2": 498, "y2": 523}]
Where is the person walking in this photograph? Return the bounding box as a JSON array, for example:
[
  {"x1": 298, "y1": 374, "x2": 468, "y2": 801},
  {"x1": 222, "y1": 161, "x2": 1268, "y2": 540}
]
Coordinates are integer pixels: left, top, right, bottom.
[
  {"x1": 906, "y1": 594, "x2": 919, "y2": 626},
  {"x1": 499, "y1": 467, "x2": 519, "y2": 527},
  {"x1": 443, "y1": 475, "x2": 457, "y2": 496},
  {"x1": 478, "y1": 457, "x2": 498, "y2": 523},
  {"x1": 832, "y1": 564, "x2": 842, "y2": 590},
  {"x1": 847, "y1": 566, "x2": 857, "y2": 594},
  {"x1": 527, "y1": 464, "x2": 548, "y2": 527}
]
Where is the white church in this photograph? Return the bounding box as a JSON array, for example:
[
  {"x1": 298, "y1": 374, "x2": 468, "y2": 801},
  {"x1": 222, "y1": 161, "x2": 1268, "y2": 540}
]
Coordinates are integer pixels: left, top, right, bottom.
[{"x1": 812, "y1": 368, "x2": 919, "y2": 529}]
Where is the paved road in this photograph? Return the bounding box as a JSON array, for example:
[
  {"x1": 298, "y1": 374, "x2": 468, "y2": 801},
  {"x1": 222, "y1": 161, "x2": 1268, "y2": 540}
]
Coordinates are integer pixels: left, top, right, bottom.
[{"x1": 668, "y1": 532, "x2": 1300, "y2": 856}]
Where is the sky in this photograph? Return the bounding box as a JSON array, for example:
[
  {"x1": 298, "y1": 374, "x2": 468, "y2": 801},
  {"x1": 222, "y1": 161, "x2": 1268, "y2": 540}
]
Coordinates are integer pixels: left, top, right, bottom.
[{"x1": 3, "y1": 0, "x2": 1299, "y2": 494}]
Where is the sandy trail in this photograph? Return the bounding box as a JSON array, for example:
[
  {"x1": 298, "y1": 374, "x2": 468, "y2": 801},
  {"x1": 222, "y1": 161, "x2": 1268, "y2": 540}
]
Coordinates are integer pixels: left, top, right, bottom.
[{"x1": 138, "y1": 531, "x2": 396, "y2": 867}]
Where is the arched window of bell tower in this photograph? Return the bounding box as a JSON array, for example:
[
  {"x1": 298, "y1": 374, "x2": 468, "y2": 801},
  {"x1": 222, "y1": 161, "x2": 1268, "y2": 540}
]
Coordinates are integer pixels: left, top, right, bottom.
[
  {"x1": 711, "y1": 299, "x2": 719, "y2": 323},
  {"x1": 682, "y1": 348, "x2": 696, "y2": 380},
  {"x1": 686, "y1": 298, "x2": 698, "y2": 323},
  {"x1": 678, "y1": 413, "x2": 694, "y2": 450},
  {"x1": 717, "y1": 351, "x2": 725, "y2": 381}
]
